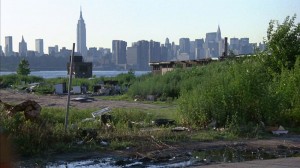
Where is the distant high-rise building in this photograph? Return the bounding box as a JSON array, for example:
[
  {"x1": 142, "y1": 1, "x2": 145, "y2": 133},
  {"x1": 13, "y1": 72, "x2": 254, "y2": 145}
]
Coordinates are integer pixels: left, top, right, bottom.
[
  {"x1": 165, "y1": 38, "x2": 172, "y2": 60},
  {"x1": 35, "y1": 39, "x2": 44, "y2": 56},
  {"x1": 239, "y1": 38, "x2": 250, "y2": 54},
  {"x1": 149, "y1": 40, "x2": 161, "y2": 62},
  {"x1": 195, "y1": 39, "x2": 205, "y2": 59},
  {"x1": 77, "y1": 8, "x2": 87, "y2": 57},
  {"x1": 19, "y1": 36, "x2": 28, "y2": 56},
  {"x1": 0, "y1": 45, "x2": 3, "y2": 56},
  {"x1": 126, "y1": 46, "x2": 138, "y2": 69},
  {"x1": 216, "y1": 25, "x2": 222, "y2": 42},
  {"x1": 171, "y1": 42, "x2": 179, "y2": 59},
  {"x1": 229, "y1": 37, "x2": 239, "y2": 55},
  {"x1": 205, "y1": 26, "x2": 223, "y2": 58},
  {"x1": 190, "y1": 41, "x2": 195, "y2": 59},
  {"x1": 133, "y1": 40, "x2": 150, "y2": 70},
  {"x1": 179, "y1": 38, "x2": 190, "y2": 55},
  {"x1": 160, "y1": 44, "x2": 168, "y2": 62},
  {"x1": 112, "y1": 40, "x2": 127, "y2": 65},
  {"x1": 48, "y1": 45, "x2": 59, "y2": 56},
  {"x1": 5, "y1": 36, "x2": 13, "y2": 56}
]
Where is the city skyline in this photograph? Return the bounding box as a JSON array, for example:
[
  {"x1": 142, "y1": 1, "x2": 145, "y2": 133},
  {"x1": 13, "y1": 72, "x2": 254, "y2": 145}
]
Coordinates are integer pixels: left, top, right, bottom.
[{"x1": 1, "y1": 0, "x2": 300, "y2": 51}]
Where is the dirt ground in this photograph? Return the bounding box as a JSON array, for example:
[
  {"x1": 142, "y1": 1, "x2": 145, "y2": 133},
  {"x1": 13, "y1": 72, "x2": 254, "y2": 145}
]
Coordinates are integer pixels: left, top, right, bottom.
[{"x1": 0, "y1": 89, "x2": 164, "y2": 110}]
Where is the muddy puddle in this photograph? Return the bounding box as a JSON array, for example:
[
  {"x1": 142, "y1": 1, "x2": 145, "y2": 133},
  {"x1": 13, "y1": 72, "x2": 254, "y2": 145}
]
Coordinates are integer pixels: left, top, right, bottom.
[{"x1": 45, "y1": 145, "x2": 300, "y2": 168}]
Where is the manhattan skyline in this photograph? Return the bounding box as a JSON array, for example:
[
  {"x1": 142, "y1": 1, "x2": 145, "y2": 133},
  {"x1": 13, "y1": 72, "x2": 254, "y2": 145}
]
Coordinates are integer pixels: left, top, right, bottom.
[{"x1": 1, "y1": 0, "x2": 300, "y2": 51}]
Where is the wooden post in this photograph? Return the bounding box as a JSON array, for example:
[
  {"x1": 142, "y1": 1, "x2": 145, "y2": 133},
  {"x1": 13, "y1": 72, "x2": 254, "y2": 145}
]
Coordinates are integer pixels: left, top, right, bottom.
[{"x1": 65, "y1": 43, "x2": 75, "y2": 132}]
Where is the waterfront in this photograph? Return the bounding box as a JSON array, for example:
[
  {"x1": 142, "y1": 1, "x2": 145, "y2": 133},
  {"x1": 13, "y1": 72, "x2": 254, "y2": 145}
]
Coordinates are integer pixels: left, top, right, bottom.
[{"x1": 0, "y1": 71, "x2": 150, "y2": 79}]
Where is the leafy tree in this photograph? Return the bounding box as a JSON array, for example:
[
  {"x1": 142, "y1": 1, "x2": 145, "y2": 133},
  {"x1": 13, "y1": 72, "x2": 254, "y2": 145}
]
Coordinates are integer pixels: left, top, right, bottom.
[
  {"x1": 265, "y1": 14, "x2": 300, "y2": 73},
  {"x1": 17, "y1": 59, "x2": 31, "y2": 76}
]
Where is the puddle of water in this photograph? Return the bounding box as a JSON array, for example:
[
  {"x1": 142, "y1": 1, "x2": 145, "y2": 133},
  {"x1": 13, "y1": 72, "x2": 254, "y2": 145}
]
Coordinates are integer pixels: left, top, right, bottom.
[
  {"x1": 46, "y1": 146, "x2": 300, "y2": 168},
  {"x1": 192, "y1": 146, "x2": 300, "y2": 164}
]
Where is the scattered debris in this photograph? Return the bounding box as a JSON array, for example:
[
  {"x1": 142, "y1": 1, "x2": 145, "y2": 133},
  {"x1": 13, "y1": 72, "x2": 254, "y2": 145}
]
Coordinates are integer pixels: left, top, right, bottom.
[
  {"x1": 54, "y1": 83, "x2": 67, "y2": 94},
  {"x1": 272, "y1": 125, "x2": 288, "y2": 135},
  {"x1": 72, "y1": 86, "x2": 82, "y2": 94},
  {"x1": 76, "y1": 128, "x2": 98, "y2": 143},
  {"x1": 81, "y1": 118, "x2": 96, "y2": 122},
  {"x1": 152, "y1": 119, "x2": 175, "y2": 126},
  {"x1": 171, "y1": 127, "x2": 190, "y2": 132},
  {"x1": 91, "y1": 107, "x2": 111, "y2": 118},
  {"x1": 146, "y1": 95, "x2": 156, "y2": 101},
  {"x1": 0, "y1": 99, "x2": 41, "y2": 121},
  {"x1": 100, "y1": 140, "x2": 109, "y2": 146},
  {"x1": 71, "y1": 96, "x2": 94, "y2": 102},
  {"x1": 101, "y1": 114, "x2": 112, "y2": 125},
  {"x1": 207, "y1": 119, "x2": 217, "y2": 129}
]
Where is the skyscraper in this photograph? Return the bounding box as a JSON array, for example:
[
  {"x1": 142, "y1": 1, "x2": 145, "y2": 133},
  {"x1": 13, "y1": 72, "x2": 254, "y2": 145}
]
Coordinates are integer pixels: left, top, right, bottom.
[
  {"x1": 216, "y1": 25, "x2": 222, "y2": 42},
  {"x1": 195, "y1": 39, "x2": 205, "y2": 59},
  {"x1": 149, "y1": 40, "x2": 161, "y2": 62},
  {"x1": 5, "y1": 36, "x2": 13, "y2": 56},
  {"x1": 179, "y1": 38, "x2": 190, "y2": 55},
  {"x1": 205, "y1": 26, "x2": 223, "y2": 58},
  {"x1": 35, "y1": 39, "x2": 44, "y2": 56},
  {"x1": 0, "y1": 46, "x2": 3, "y2": 56},
  {"x1": 112, "y1": 40, "x2": 127, "y2": 65},
  {"x1": 19, "y1": 36, "x2": 27, "y2": 56},
  {"x1": 77, "y1": 8, "x2": 87, "y2": 57}
]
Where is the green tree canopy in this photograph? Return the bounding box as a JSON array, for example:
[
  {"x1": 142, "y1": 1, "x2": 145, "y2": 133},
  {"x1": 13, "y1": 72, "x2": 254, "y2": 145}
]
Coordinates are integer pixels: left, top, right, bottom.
[
  {"x1": 265, "y1": 14, "x2": 300, "y2": 73},
  {"x1": 17, "y1": 59, "x2": 31, "y2": 76}
]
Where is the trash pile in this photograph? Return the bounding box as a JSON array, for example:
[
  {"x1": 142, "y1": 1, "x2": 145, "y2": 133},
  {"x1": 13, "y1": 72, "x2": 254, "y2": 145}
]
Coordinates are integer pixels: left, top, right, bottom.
[{"x1": 0, "y1": 99, "x2": 41, "y2": 121}]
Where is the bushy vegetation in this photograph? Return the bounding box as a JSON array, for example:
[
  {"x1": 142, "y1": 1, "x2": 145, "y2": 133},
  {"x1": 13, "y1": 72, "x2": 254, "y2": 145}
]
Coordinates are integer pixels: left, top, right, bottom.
[
  {"x1": 0, "y1": 105, "x2": 186, "y2": 156},
  {"x1": 127, "y1": 15, "x2": 300, "y2": 134},
  {"x1": 0, "y1": 74, "x2": 44, "y2": 88},
  {"x1": 17, "y1": 59, "x2": 31, "y2": 76},
  {"x1": 0, "y1": 71, "x2": 136, "y2": 93}
]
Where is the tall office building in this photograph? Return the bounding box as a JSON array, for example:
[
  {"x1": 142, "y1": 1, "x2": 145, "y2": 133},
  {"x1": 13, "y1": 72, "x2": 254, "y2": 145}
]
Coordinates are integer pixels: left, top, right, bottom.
[
  {"x1": 112, "y1": 40, "x2": 127, "y2": 65},
  {"x1": 149, "y1": 40, "x2": 161, "y2": 62},
  {"x1": 205, "y1": 26, "x2": 223, "y2": 58},
  {"x1": 133, "y1": 40, "x2": 150, "y2": 70},
  {"x1": 5, "y1": 36, "x2": 13, "y2": 56},
  {"x1": 230, "y1": 38, "x2": 239, "y2": 55},
  {"x1": 179, "y1": 38, "x2": 190, "y2": 54},
  {"x1": 77, "y1": 8, "x2": 87, "y2": 57},
  {"x1": 195, "y1": 39, "x2": 205, "y2": 59},
  {"x1": 35, "y1": 39, "x2": 44, "y2": 56},
  {"x1": 239, "y1": 38, "x2": 251, "y2": 54},
  {"x1": 126, "y1": 46, "x2": 138, "y2": 69},
  {"x1": 0, "y1": 45, "x2": 3, "y2": 56},
  {"x1": 216, "y1": 25, "x2": 222, "y2": 42},
  {"x1": 165, "y1": 38, "x2": 172, "y2": 60},
  {"x1": 48, "y1": 45, "x2": 59, "y2": 56},
  {"x1": 19, "y1": 36, "x2": 28, "y2": 56}
]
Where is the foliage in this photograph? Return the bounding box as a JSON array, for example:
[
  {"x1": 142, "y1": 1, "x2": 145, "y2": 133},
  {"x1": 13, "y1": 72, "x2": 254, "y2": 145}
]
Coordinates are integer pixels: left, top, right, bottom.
[
  {"x1": 17, "y1": 59, "x2": 31, "y2": 76},
  {"x1": 0, "y1": 74, "x2": 44, "y2": 88},
  {"x1": 264, "y1": 14, "x2": 300, "y2": 73}
]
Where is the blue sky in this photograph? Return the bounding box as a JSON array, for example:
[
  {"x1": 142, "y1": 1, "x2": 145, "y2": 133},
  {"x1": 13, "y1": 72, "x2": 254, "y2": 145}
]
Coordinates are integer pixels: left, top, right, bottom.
[{"x1": 1, "y1": 0, "x2": 300, "y2": 51}]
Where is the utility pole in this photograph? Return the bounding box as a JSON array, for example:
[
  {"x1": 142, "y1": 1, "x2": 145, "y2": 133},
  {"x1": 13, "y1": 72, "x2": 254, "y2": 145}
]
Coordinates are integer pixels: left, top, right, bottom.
[{"x1": 64, "y1": 43, "x2": 75, "y2": 132}]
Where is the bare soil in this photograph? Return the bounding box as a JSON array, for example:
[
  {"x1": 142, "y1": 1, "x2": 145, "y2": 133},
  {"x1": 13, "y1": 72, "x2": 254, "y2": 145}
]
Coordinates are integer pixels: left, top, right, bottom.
[{"x1": 0, "y1": 89, "x2": 164, "y2": 110}]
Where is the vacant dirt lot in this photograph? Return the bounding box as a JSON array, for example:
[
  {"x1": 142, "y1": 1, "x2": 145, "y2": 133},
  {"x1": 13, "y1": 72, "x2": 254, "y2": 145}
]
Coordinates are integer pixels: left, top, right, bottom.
[
  {"x1": 0, "y1": 89, "x2": 163, "y2": 110},
  {"x1": 1, "y1": 89, "x2": 300, "y2": 167}
]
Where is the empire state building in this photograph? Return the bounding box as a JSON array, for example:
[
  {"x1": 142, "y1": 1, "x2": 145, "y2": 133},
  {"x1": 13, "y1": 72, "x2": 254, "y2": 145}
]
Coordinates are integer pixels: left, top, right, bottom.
[{"x1": 77, "y1": 8, "x2": 87, "y2": 57}]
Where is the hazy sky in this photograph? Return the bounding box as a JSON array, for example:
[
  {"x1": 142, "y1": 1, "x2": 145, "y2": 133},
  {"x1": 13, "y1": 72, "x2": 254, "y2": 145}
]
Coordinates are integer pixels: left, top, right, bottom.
[{"x1": 1, "y1": 0, "x2": 300, "y2": 51}]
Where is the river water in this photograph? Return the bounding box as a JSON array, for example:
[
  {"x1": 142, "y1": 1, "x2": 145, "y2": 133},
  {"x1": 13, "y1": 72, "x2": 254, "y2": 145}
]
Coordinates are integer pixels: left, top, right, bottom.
[{"x1": 0, "y1": 71, "x2": 150, "y2": 78}]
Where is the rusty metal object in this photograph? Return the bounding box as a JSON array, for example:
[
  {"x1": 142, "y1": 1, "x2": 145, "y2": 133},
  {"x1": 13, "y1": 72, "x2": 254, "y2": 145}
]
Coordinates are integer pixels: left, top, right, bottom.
[{"x1": 0, "y1": 99, "x2": 41, "y2": 120}]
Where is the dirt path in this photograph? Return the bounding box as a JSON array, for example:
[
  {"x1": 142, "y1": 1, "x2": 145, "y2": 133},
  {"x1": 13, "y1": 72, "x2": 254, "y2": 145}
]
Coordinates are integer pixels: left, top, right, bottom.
[{"x1": 0, "y1": 89, "x2": 164, "y2": 110}]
